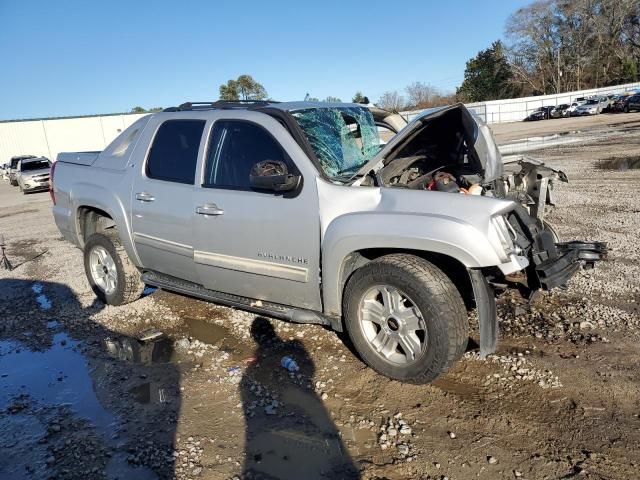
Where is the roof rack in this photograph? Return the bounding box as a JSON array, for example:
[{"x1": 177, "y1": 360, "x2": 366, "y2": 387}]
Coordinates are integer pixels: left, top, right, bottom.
[{"x1": 163, "y1": 100, "x2": 275, "y2": 112}]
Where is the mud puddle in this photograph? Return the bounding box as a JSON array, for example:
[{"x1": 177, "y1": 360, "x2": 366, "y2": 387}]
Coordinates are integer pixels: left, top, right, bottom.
[
  {"x1": 6, "y1": 238, "x2": 41, "y2": 260},
  {"x1": 432, "y1": 376, "x2": 485, "y2": 401},
  {"x1": 500, "y1": 128, "x2": 633, "y2": 154},
  {"x1": 103, "y1": 336, "x2": 177, "y2": 364},
  {"x1": 0, "y1": 330, "x2": 157, "y2": 479},
  {"x1": 178, "y1": 318, "x2": 253, "y2": 360},
  {"x1": 243, "y1": 386, "x2": 358, "y2": 479},
  {"x1": 597, "y1": 155, "x2": 640, "y2": 170},
  {"x1": 500, "y1": 130, "x2": 584, "y2": 154}
]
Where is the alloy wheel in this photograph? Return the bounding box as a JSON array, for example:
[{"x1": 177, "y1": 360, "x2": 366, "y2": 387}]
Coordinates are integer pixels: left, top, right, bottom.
[
  {"x1": 358, "y1": 285, "x2": 427, "y2": 365},
  {"x1": 89, "y1": 245, "x2": 118, "y2": 295}
]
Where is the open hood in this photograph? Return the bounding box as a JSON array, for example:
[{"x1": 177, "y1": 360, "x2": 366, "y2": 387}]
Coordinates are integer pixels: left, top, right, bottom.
[{"x1": 354, "y1": 103, "x2": 503, "y2": 183}]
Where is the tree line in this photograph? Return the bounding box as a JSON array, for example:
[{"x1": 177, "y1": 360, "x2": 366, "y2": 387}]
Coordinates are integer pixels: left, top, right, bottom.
[{"x1": 458, "y1": 0, "x2": 640, "y2": 102}]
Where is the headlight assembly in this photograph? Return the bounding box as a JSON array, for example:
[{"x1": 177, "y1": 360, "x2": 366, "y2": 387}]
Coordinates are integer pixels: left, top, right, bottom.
[{"x1": 491, "y1": 215, "x2": 520, "y2": 259}]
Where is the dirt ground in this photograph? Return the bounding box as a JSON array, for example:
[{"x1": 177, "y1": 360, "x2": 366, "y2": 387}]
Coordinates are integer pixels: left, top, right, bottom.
[{"x1": 1, "y1": 113, "x2": 640, "y2": 480}]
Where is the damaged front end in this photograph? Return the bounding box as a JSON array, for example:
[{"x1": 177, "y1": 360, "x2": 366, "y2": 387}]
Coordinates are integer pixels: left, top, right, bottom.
[
  {"x1": 355, "y1": 103, "x2": 607, "y2": 291},
  {"x1": 288, "y1": 102, "x2": 606, "y2": 356},
  {"x1": 351, "y1": 103, "x2": 607, "y2": 354},
  {"x1": 497, "y1": 156, "x2": 568, "y2": 226},
  {"x1": 492, "y1": 156, "x2": 607, "y2": 291},
  {"x1": 504, "y1": 206, "x2": 607, "y2": 292}
]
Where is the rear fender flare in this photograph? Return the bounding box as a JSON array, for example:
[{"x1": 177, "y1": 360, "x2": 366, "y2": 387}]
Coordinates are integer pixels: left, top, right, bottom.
[{"x1": 70, "y1": 183, "x2": 141, "y2": 266}]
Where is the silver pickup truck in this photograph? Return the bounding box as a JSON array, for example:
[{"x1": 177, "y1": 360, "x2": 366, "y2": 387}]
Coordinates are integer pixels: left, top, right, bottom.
[{"x1": 51, "y1": 100, "x2": 605, "y2": 383}]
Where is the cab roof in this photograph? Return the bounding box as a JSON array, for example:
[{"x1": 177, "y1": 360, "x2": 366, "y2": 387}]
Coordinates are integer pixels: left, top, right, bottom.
[{"x1": 162, "y1": 100, "x2": 370, "y2": 114}]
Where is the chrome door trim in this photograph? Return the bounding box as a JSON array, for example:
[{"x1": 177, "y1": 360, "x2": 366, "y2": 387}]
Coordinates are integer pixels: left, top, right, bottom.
[
  {"x1": 193, "y1": 250, "x2": 308, "y2": 283},
  {"x1": 133, "y1": 232, "x2": 193, "y2": 257}
]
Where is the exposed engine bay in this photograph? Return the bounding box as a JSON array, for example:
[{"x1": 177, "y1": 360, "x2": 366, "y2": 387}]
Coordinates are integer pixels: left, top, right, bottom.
[
  {"x1": 371, "y1": 154, "x2": 567, "y2": 224},
  {"x1": 361, "y1": 105, "x2": 568, "y2": 224},
  {"x1": 357, "y1": 103, "x2": 607, "y2": 292}
]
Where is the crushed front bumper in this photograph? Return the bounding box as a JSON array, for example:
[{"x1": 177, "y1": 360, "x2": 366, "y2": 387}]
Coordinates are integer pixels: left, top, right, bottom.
[
  {"x1": 475, "y1": 212, "x2": 607, "y2": 358},
  {"x1": 537, "y1": 241, "x2": 608, "y2": 289},
  {"x1": 508, "y1": 206, "x2": 607, "y2": 291}
]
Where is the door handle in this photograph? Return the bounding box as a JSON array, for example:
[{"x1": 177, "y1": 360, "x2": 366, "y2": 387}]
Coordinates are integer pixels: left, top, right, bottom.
[
  {"x1": 196, "y1": 203, "x2": 224, "y2": 216},
  {"x1": 136, "y1": 192, "x2": 155, "y2": 202}
]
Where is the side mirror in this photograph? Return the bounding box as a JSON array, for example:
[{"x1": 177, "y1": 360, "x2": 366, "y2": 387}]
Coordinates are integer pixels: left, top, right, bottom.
[{"x1": 249, "y1": 160, "x2": 301, "y2": 192}]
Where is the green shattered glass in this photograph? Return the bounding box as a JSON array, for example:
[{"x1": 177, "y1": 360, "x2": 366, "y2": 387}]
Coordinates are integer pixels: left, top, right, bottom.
[{"x1": 292, "y1": 107, "x2": 381, "y2": 178}]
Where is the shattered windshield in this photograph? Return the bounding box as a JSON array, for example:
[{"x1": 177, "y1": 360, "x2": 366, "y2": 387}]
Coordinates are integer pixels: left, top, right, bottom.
[{"x1": 291, "y1": 106, "x2": 381, "y2": 178}]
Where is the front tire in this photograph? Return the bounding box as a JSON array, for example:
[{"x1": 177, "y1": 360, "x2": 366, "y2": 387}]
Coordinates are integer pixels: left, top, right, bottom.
[
  {"x1": 84, "y1": 232, "x2": 144, "y2": 306},
  {"x1": 343, "y1": 254, "x2": 468, "y2": 383}
]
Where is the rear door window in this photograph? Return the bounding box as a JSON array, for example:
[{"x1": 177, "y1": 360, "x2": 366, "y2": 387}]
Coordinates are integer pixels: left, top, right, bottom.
[{"x1": 146, "y1": 120, "x2": 205, "y2": 184}]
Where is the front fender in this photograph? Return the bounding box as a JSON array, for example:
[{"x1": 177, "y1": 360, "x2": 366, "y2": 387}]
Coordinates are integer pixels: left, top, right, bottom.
[{"x1": 321, "y1": 212, "x2": 504, "y2": 316}]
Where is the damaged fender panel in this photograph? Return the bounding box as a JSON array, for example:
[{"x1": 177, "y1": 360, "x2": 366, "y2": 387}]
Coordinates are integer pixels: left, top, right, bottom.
[{"x1": 469, "y1": 269, "x2": 497, "y2": 358}]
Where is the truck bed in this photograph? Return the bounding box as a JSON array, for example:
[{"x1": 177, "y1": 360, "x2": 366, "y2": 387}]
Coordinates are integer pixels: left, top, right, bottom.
[{"x1": 56, "y1": 151, "x2": 101, "y2": 166}]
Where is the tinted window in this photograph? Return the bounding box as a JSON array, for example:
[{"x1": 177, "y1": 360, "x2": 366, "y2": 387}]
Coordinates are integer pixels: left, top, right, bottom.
[
  {"x1": 21, "y1": 159, "x2": 51, "y2": 171},
  {"x1": 203, "y1": 120, "x2": 290, "y2": 189},
  {"x1": 146, "y1": 120, "x2": 205, "y2": 184}
]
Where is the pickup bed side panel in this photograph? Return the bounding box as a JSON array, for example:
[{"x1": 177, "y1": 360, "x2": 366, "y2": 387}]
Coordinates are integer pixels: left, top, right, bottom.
[
  {"x1": 321, "y1": 212, "x2": 502, "y2": 317},
  {"x1": 52, "y1": 163, "x2": 140, "y2": 265}
]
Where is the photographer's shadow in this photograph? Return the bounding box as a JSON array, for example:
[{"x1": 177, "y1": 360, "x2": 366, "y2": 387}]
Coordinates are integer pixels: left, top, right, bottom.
[{"x1": 240, "y1": 317, "x2": 360, "y2": 480}]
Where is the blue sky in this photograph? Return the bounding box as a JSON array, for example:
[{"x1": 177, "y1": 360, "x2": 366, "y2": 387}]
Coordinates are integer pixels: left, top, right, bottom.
[{"x1": 0, "y1": 0, "x2": 531, "y2": 120}]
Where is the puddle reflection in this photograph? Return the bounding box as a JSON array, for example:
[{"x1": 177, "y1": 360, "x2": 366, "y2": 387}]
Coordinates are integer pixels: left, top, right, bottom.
[
  {"x1": 103, "y1": 337, "x2": 176, "y2": 364},
  {"x1": 0, "y1": 331, "x2": 157, "y2": 479}
]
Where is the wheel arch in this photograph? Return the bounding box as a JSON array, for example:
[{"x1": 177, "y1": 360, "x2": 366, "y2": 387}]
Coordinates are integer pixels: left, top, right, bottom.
[
  {"x1": 77, "y1": 206, "x2": 116, "y2": 245},
  {"x1": 333, "y1": 248, "x2": 499, "y2": 359},
  {"x1": 331, "y1": 248, "x2": 475, "y2": 318}
]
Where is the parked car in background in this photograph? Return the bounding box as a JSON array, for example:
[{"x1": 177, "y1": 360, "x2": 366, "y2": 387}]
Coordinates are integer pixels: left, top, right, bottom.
[
  {"x1": 575, "y1": 98, "x2": 607, "y2": 116},
  {"x1": 622, "y1": 94, "x2": 640, "y2": 113},
  {"x1": 567, "y1": 100, "x2": 587, "y2": 116},
  {"x1": 15, "y1": 157, "x2": 51, "y2": 194},
  {"x1": 601, "y1": 94, "x2": 618, "y2": 112},
  {"x1": 550, "y1": 104, "x2": 570, "y2": 118},
  {"x1": 611, "y1": 95, "x2": 629, "y2": 112},
  {"x1": 8, "y1": 155, "x2": 36, "y2": 186},
  {"x1": 0, "y1": 163, "x2": 9, "y2": 180},
  {"x1": 525, "y1": 106, "x2": 554, "y2": 121}
]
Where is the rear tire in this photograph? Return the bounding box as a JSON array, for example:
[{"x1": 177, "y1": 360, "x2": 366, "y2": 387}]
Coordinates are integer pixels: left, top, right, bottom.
[
  {"x1": 343, "y1": 254, "x2": 468, "y2": 383},
  {"x1": 84, "y1": 232, "x2": 144, "y2": 306}
]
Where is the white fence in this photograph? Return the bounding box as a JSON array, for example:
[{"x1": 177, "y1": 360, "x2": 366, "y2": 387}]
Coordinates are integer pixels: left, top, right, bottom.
[
  {"x1": 2, "y1": 79, "x2": 640, "y2": 166},
  {"x1": 0, "y1": 113, "x2": 147, "y2": 165},
  {"x1": 402, "y1": 80, "x2": 640, "y2": 124}
]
